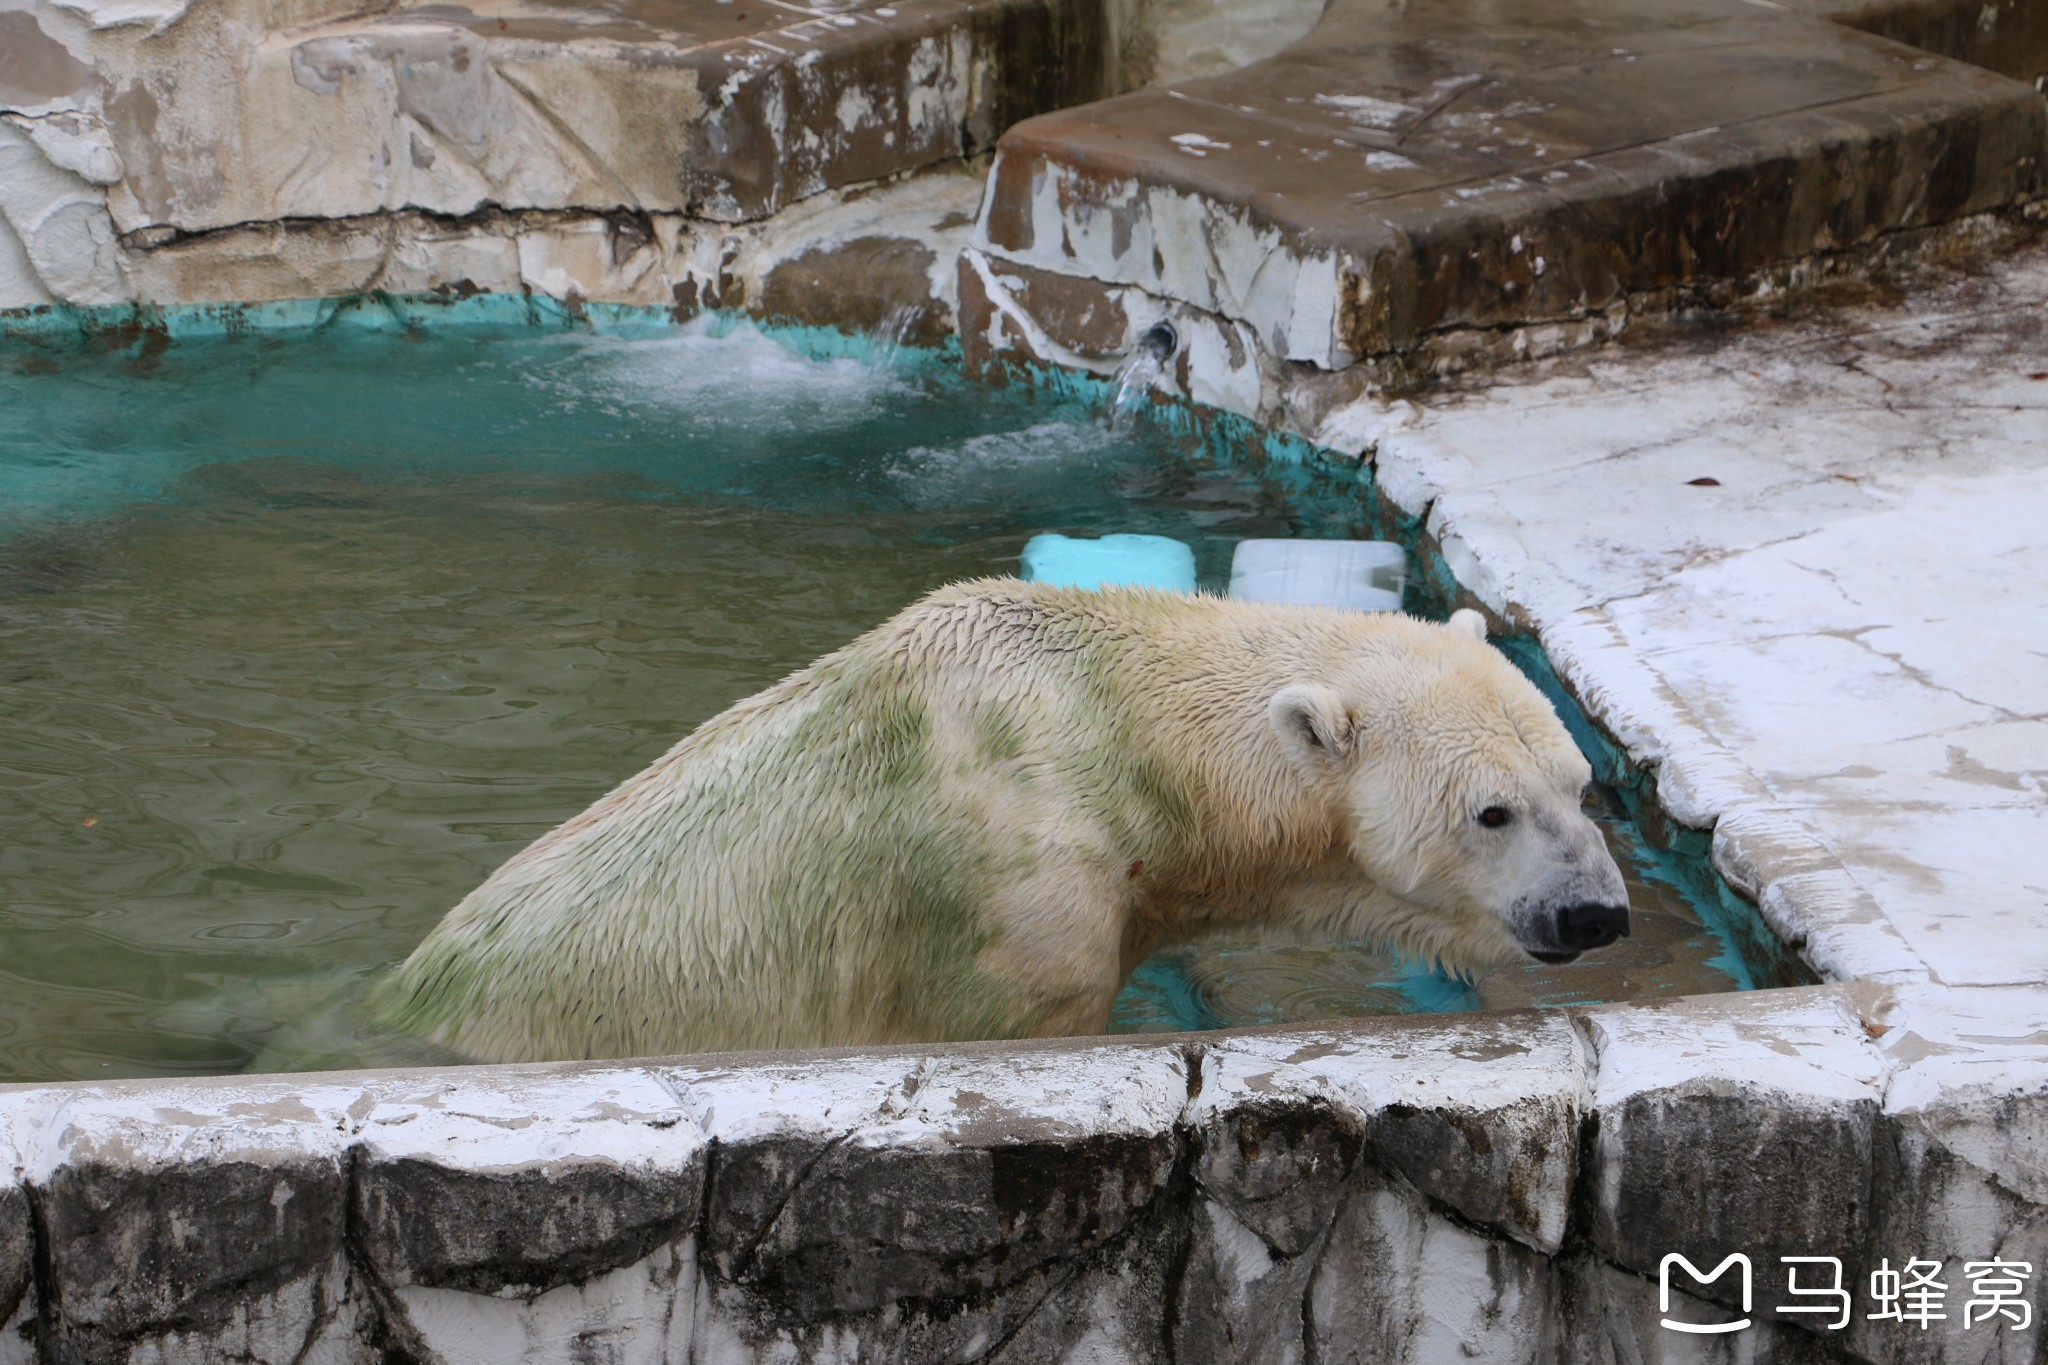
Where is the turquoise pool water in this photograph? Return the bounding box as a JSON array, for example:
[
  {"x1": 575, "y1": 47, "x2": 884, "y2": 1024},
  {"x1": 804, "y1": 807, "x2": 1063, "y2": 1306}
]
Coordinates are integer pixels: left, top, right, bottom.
[{"x1": 0, "y1": 305, "x2": 1801, "y2": 1082}]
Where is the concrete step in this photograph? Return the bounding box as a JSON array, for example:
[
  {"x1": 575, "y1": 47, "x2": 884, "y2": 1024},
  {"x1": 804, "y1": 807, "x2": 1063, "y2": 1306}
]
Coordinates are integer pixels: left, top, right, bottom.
[{"x1": 961, "y1": 0, "x2": 2047, "y2": 399}]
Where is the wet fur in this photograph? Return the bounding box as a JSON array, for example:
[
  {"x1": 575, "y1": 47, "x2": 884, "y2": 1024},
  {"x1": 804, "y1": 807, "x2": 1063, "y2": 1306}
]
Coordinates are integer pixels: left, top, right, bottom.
[{"x1": 377, "y1": 579, "x2": 1616, "y2": 1062}]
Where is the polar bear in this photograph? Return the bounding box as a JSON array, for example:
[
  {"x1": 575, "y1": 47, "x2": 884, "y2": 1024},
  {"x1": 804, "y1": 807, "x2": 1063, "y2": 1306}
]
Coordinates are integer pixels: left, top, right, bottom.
[{"x1": 376, "y1": 579, "x2": 1629, "y2": 1062}]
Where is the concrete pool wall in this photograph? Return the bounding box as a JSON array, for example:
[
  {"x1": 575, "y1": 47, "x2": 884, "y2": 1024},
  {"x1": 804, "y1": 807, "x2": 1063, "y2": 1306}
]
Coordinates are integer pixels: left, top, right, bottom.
[
  {"x1": 6, "y1": 0, "x2": 2048, "y2": 1358},
  {"x1": 3, "y1": 983, "x2": 2040, "y2": 1365}
]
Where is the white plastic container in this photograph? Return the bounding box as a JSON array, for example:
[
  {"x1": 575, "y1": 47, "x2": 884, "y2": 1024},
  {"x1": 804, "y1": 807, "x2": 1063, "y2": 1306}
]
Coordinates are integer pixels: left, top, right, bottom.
[
  {"x1": 1019, "y1": 533, "x2": 1198, "y2": 592},
  {"x1": 1228, "y1": 539, "x2": 1406, "y2": 612}
]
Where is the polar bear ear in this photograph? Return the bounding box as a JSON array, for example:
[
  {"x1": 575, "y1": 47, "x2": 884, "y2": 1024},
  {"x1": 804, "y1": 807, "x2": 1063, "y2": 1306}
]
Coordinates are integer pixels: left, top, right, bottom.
[
  {"x1": 1448, "y1": 609, "x2": 1488, "y2": 642},
  {"x1": 1269, "y1": 684, "x2": 1356, "y2": 767}
]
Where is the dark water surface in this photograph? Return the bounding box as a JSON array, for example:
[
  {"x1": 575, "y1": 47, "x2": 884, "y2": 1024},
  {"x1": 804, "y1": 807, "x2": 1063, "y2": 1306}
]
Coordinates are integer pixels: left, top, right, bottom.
[{"x1": 1, "y1": 316, "x2": 1775, "y2": 1082}]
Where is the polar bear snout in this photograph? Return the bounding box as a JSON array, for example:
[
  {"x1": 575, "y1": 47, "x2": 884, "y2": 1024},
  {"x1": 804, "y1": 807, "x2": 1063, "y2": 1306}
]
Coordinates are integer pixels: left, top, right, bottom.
[
  {"x1": 1499, "y1": 814, "x2": 1633, "y2": 964},
  {"x1": 1556, "y1": 900, "x2": 1630, "y2": 952},
  {"x1": 1515, "y1": 897, "x2": 1631, "y2": 964}
]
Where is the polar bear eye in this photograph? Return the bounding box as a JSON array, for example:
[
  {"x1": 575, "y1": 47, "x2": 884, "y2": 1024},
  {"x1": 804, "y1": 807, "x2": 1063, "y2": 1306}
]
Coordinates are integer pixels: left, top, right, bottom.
[{"x1": 1478, "y1": 806, "x2": 1512, "y2": 829}]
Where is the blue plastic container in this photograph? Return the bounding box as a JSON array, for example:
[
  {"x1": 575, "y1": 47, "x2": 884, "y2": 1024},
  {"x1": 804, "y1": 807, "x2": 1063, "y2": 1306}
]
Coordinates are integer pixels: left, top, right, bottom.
[{"x1": 1019, "y1": 533, "x2": 1198, "y2": 592}]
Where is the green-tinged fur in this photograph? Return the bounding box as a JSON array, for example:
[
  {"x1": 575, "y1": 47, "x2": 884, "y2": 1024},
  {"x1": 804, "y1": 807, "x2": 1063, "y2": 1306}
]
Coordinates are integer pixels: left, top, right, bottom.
[
  {"x1": 973, "y1": 703, "x2": 1028, "y2": 763},
  {"x1": 374, "y1": 621, "x2": 1045, "y2": 1057}
]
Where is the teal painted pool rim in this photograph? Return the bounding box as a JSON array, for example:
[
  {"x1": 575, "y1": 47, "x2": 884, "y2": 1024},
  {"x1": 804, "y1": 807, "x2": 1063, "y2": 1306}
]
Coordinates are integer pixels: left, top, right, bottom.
[
  {"x1": 0, "y1": 291, "x2": 918, "y2": 361},
  {"x1": 2, "y1": 290, "x2": 1812, "y2": 1001}
]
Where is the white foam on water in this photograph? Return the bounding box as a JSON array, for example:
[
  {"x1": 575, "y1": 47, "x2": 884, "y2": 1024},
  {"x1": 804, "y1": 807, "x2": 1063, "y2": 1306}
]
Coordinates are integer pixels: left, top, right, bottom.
[
  {"x1": 883, "y1": 419, "x2": 1123, "y2": 508},
  {"x1": 1, "y1": 319, "x2": 919, "y2": 535},
  {"x1": 509, "y1": 319, "x2": 911, "y2": 436}
]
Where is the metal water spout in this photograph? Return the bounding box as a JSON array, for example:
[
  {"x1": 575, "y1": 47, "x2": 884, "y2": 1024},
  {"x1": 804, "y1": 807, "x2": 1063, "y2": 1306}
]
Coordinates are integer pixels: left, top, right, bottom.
[{"x1": 1136, "y1": 320, "x2": 1179, "y2": 365}]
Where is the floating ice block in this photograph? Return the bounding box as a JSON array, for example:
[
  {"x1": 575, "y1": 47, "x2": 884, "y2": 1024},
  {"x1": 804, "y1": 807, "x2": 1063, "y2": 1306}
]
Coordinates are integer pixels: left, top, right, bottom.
[
  {"x1": 1229, "y1": 539, "x2": 1406, "y2": 612},
  {"x1": 1020, "y1": 533, "x2": 1197, "y2": 592}
]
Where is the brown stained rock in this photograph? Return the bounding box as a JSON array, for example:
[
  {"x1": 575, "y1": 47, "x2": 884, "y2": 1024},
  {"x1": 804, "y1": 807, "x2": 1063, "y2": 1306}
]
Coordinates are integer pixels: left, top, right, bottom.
[
  {"x1": 40, "y1": 1156, "x2": 348, "y2": 1360},
  {"x1": 352, "y1": 1154, "x2": 705, "y2": 1296},
  {"x1": 973, "y1": 255, "x2": 1133, "y2": 359},
  {"x1": 956, "y1": 250, "x2": 1029, "y2": 379},
  {"x1": 1368, "y1": 1092, "x2": 1578, "y2": 1253},
  {"x1": 119, "y1": 216, "x2": 398, "y2": 306},
  {"x1": 1786, "y1": 0, "x2": 2048, "y2": 85},
  {"x1": 971, "y1": 0, "x2": 2047, "y2": 374},
  {"x1": 685, "y1": 0, "x2": 1115, "y2": 223},
  {"x1": 0, "y1": 10, "x2": 96, "y2": 106},
  {"x1": 960, "y1": 0, "x2": 1122, "y2": 163},
  {"x1": 92, "y1": 0, "x2": 1118, "y2": 239},
  {"x1": 705, "y1": 1129, "x2": 1178, "y2": 1320},
  {"x1": 756, "y1": 235, "x2": 945, "y2": 343}
]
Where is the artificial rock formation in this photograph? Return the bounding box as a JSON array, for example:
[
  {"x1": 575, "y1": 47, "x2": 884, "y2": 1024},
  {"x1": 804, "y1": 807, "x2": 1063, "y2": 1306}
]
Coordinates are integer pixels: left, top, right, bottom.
[{"x1": 4, "y1": 986, "x2": 2042, "y2": 1364}]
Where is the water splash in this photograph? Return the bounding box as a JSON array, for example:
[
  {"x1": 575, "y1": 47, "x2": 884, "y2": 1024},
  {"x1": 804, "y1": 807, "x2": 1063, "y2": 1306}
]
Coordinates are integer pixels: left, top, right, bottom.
[
  {"x1": 866, "y1": 304, "x2": 925, "y2": 371},
  {"x1": 884, "y1": 420, "x2": 1121, "y2": 508}
]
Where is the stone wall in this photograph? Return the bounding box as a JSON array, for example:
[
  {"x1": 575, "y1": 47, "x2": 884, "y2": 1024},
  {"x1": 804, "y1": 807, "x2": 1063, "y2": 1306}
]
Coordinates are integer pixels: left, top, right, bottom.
[
  {"x1": 2, "y1": 984, "x2": 2042, "y2": 1364},
  {"x1": 0, "y1": 0, "x2": 1128, "y2": 326},
  {"x1": 0, "y1": 0, "x2": 1314, "y2": 338}
]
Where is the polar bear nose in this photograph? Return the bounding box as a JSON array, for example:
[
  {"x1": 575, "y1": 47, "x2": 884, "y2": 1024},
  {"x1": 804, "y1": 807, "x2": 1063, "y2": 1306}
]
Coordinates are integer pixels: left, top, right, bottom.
[{"x1": 1557, "y1": 902, "x2": 1630, "y2": 951}]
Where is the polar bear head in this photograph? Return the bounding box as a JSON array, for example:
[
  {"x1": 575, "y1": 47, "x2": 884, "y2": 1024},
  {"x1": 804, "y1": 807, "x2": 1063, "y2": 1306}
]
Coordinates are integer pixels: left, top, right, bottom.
[{"x1": 1268, "y1": 608, "x2": 1631, "y2": 972}]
